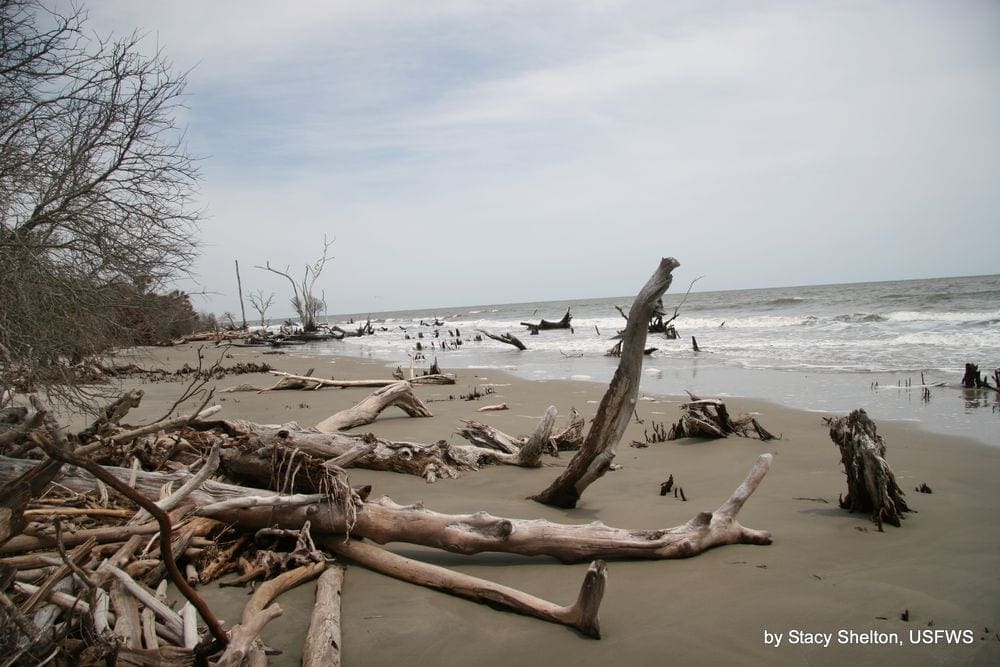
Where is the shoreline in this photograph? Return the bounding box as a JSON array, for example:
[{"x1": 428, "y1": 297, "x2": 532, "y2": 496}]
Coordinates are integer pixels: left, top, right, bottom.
[
  {"x1": 110, "y1": 343, "x2": 999, "y2": 666},
  {"x1": 289, "y1": 339, "x2": 999, "y2": 450}
]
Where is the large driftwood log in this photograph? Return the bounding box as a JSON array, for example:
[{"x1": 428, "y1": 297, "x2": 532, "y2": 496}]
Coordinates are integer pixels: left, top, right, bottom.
[
  {"x1": 302, "y1": 565, "x2": 345, "y2": 667},
  {"x1": 0, "y1": 452, "x2": 771, "y2": 563},
  {"x1": 263, "y1": 370, "x2": 455, "y2": 391},
  {"x1": 521, "y1": 308, "x2": 572, "y2": 334},
  {"x1": 316, "y1": 382, "x2": 433, "y2": 432},
  {"x1": 532, "y1": 257, "x2": 680, "y2": 508},
  {"x1": 324, "y1": 538, "x2": 605, "y2": 638},
  {"x1": 827, "y1": 409, "x2": 910, "y2": 528}
]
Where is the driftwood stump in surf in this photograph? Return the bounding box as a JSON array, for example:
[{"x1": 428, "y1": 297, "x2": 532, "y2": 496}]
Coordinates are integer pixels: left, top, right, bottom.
[{"x1": 521, "y1": 308, "x2": 572, "y2": 335}]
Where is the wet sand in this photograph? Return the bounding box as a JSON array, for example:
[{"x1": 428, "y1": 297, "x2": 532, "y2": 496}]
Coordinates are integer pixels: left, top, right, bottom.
[{"x1": 116, "y1": 343, "x2": 1000, "y2": 666}]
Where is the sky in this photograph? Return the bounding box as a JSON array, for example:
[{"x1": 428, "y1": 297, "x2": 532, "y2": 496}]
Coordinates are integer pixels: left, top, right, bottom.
[{"x1": 83, "y1": 0, "x2": 1000, "y2": 317}]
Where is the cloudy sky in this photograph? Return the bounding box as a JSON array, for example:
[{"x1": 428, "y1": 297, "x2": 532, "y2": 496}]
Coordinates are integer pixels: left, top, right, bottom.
[{"x1": 85, "y1": 0, "x2": 1000, "y2": 317}]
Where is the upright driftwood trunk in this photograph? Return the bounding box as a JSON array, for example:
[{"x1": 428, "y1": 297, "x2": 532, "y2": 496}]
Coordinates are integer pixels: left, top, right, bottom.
[
  {"x1": 531, "y1": 257, "x2": 680, "y2": 508},
  {"x1": 828, "y1": 409, "x2": 910, "y2": 528}
]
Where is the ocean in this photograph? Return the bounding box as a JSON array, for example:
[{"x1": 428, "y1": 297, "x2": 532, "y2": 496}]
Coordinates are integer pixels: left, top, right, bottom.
[{"x1": 293, "y1": 274, "x2": 1000, "y2": 446}]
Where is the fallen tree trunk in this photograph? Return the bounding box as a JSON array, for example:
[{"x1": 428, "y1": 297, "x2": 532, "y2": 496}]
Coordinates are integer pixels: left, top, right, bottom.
[
  {"x1": 0, "y1": 453, "x2": 773, "y2": 563},
  {"x1": 532, "y1": 257, "x2": 680, "y2": 508},
  {"x1": 316, "y1": 382, "x2": 433, "y2": 432},
  {"x1": 521, "y1": 309, "x2": 572, "y2": 334},
  {"x1": 324, "y1": 538, "x2": 605, "y2": 638},
  {"x1": 827, "y1": 409, "x2": 910, "y2": 528}
]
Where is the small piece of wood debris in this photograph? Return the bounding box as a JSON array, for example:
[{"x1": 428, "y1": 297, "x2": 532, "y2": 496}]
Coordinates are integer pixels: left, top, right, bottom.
[
  {"x1": 659, "y1": 474, "x2": 674, "y2": 496},
  {"x1": 477, "y1": 403, "x2": 508, "y2": 412}
]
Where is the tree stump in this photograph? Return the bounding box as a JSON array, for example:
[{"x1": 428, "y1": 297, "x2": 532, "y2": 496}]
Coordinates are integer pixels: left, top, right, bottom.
[{"x1": 827, "y1": 409, "x2": 910, "y2": 528}]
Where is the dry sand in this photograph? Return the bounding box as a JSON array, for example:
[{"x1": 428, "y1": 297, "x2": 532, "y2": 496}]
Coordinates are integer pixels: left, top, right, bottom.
[{"x1": 112, "y1": 343, "x2": 1000, "y2": 666}]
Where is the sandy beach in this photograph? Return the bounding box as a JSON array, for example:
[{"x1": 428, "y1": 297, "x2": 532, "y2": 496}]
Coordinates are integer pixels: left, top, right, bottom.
[{"x1": 110, "y1": 342, "x2": 1000, "y2": 666}]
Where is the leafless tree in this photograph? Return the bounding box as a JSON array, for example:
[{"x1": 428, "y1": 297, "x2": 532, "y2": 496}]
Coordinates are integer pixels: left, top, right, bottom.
[
  {"x1": 257, "y1": 237, "x2": 333, "y2": 332},
  {"x1": 0, "y1": 0, "x2": 200, "y2": 406},
  {"x1": 247, "y1": 290, "x2": 276, "y2": 327}
]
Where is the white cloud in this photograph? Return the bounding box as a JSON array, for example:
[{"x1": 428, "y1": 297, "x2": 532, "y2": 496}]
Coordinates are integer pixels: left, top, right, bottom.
[{"x1": 83, "y1": 1, "x2": 1000, "y2": 315}]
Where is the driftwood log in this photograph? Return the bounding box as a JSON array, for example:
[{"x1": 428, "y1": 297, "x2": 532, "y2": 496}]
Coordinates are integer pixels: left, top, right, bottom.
[
  {"x1": 459, "y1": 407, "x2": 583, "y2": 456},
  {"x1": 827, "y1": 409, "x2": 910, "y2": 528},
  {"x1": 521, "y1": 309, "x2": 572, "y2": 335},
  {"x1": 531, "y1": 257, "x2": 680, "y2": 508},
  {"x1": 316, "y1": 381, "x2": 433, "y2": 432},
  {"x1": 667, "y1": 396, "x2": 778, "y2": 441},
  {"x1": 302, "y1": 565, "x2": 345, "y2": 667},
  {"x1": 263, "y1": 370, "x2": 455, "y2": 392},
  {"x1": 0, "y1": 452, "x2": 773, "y2": 563},
  {"x1": 324, "y1": 538, "x2": 605, "y2": 638},
  {"x1": 477, "y1": 329, "x2": 527, "y2": 351}
]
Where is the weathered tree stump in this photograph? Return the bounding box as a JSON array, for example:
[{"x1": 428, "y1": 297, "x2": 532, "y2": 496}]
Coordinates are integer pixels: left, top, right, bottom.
[
  {"x1": 827, "y1": 409, "x2": 910, "y2": 528},
  {"x1": 667, "y1": 396, "x2": 777, "y2": 441}
]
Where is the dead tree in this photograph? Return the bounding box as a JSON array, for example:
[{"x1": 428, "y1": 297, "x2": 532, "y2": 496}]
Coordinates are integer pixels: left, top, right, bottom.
[
  {"x1": 247, "y1": 290, "x2": 276, "y2": 327},
  {"x1": 667, "y1": 395, "x2": 777, "y2": 441},
  {"x1": 521, "y1": 309, "x2": 572, "y2": 335},
  {"x1": 257, "y1": 236, "x2": 333, "y2": 332},
  {"x1": 477, "y1": 329, "x2": 527, "y2": 350},
  {"x1": 531, "y1": 257, "x2": 680, "y2": 508},
  {"x1": 827, "y1": 409, "x2": 910, "y2": 528}
]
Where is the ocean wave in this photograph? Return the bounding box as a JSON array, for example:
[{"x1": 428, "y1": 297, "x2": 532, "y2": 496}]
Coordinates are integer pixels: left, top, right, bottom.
[
  {"x1": 885, "y1": 310, "x2": 1000, "y2": 324},
  {"x1": 762, "y1": 297, "x2": 809, "y2": 307},
  {"x1": 833, "y1": 313, "x2": 889, "y2": 323}
]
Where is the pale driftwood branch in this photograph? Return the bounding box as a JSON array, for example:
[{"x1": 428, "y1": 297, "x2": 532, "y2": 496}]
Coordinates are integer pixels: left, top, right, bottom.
[
  {"x1": 211, "y1": 604, "x2": 282, "y2": 667},
  {"x1": 213, "y1": 561, "x2": 327, "y2": 666},
  {"x1": 76, "y1": 404, "x2": 223, "y2": 454},
  {"x1": 181, "y1": 602, "x2": 198, "y2": 649},
  {"x1": 324, "y1": 538, "x2": 605, "y2": 638},
  {"x1": 302, "y1": 565, "x2": 345, "y2": 667},
  {"x1": 108, "y1": 566, "x2": 184, "y2": 639},
  {"x1": 456, "y1": 420, "x2": 523, "y2": 454},
  {"x1": 264, "y1": 370, "x2": 455, "y2": 390},
  {"x1": 13, "y1": 580, "x2": 90, "y2": 616},
  {"x1": 315, "y1": 382, "x2": 433, "y2": 432},
  {"x1": 533, "y1": 257, "x2": 680, "y2": 508},
  {"x1": 0, "y1": 453, "x2": 773, "y2": 564},
  {"x1": 128, "y1": 442, "x2": 221, "y2": 525},
  {"x1": 517, "y1": 406, "x2": 558, "y2": 467}
]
